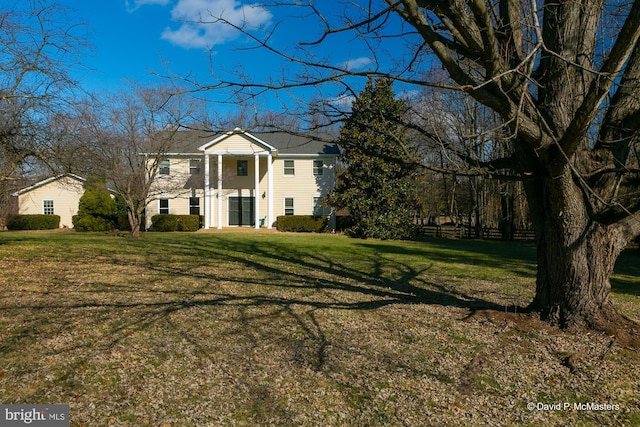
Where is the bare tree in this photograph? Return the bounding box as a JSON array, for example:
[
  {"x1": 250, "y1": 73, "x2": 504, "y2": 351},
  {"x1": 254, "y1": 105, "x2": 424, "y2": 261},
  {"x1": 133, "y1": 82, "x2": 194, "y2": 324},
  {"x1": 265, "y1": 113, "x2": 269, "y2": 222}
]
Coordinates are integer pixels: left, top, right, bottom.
[
  {"x1": 0, "y1": 0, "x2": 88, "y2": 178},
  {"x1": 170, "y1": 1, "x2": 640, "y2": 333},
  {"x1": 0, "y1": 0, "x2": 87, "y2": 225},
  {"x1": 84, "y1": 85, "x2": 201, "y2": 238}
]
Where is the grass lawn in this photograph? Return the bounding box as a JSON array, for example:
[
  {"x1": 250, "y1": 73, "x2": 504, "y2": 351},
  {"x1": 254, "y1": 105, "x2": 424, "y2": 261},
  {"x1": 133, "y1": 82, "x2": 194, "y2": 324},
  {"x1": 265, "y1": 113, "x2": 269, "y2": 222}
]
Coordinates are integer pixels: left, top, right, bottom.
[{"x1": 0, "y1": 230, "x2": 638, "y2": 426}]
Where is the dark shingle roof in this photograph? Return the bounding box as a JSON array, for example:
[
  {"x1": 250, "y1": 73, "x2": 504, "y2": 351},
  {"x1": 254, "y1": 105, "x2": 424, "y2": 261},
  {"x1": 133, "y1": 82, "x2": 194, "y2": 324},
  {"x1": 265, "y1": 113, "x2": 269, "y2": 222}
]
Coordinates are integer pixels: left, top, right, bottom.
[{"x1": 167, "y1": 129, "x2": 339, "y2": 156}]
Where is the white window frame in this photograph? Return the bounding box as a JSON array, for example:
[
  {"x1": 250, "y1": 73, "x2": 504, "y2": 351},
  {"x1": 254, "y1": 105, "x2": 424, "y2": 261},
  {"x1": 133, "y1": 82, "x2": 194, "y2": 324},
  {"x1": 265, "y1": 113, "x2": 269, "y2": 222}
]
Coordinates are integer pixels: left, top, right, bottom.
[
  {"x1": 159, "y1": 198, "x2": 169, "y2": 215},
  {"x1": 43, "y1": 199, "x2": 54, "y2": 215},
  {"x1": 283, "y1": 159, "x2": 295, "y2": 176},
  {"x1": 159, "y1": 159, "x2": 170, "y2": 176},
  {"x1": 313, "y1": 196, "x2": 326, "y2": 216},
  {"x1": 284, "y1": 196, "x2": 295, "y2": 215},
  {"x1": 189, "y1": 159, "x2": 201, "y2": 175},
  {"x1": 189, "y1": 197, "x2": 200, "y2": 215},
  {"x1": 313, "y1": 159, "x2": 324, "y2": 176}
]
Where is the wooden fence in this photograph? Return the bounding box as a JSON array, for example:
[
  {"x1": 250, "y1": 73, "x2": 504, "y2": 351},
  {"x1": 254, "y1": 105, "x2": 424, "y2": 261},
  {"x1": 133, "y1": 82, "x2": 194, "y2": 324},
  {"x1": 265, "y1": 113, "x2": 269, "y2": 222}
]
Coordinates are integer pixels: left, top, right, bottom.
[{"x1": 421, "y1": 225, "x2": 536, "y2": 241}]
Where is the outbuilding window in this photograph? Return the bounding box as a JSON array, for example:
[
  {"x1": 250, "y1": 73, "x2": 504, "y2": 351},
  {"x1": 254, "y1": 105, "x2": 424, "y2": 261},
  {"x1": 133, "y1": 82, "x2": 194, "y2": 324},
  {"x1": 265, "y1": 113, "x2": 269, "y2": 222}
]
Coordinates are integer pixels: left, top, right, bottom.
[{"x1": 43, "y1": 200, "x2": 54, "y2": 215}]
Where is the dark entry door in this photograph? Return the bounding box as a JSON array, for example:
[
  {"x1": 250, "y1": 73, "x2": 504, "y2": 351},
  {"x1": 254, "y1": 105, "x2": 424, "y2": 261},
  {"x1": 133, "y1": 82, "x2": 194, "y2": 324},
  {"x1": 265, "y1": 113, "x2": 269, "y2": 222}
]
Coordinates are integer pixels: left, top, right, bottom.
[{"x1": 229, "y1": 196, "x2": 255, "y2": 226}]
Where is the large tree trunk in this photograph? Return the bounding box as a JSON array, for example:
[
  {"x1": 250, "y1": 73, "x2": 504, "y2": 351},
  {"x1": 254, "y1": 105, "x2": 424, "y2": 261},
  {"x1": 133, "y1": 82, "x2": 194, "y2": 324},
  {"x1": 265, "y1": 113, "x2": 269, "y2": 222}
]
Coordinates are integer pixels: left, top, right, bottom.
[
  {"x1": 523, "y1": 163, "x2": 628, "y2": 330},
  {"x1": 517, "y1": 0, "x2": 632, "y2": 330},
  {"x1": 385, "y1": 0, "x2": 640, "y2": 333}
]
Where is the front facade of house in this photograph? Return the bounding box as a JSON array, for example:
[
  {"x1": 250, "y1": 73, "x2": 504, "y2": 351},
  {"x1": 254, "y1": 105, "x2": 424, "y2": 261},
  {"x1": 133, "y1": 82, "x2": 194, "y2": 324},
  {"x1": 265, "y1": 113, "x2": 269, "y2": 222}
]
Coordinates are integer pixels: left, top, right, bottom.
[
  {"x1": 12, "y1": 174, "x2": 86, "y2": 228},
  {"x1": 146, "y1": 128, "x2": 340, "y2": 229}
]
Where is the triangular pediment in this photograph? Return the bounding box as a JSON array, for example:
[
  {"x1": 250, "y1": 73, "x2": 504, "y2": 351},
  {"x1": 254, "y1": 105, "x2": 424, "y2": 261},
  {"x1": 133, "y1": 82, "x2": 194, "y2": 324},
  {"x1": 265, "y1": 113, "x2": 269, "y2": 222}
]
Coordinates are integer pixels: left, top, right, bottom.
[{"x1": 198, "y1": 128, "x2": 276, "y2": 155}]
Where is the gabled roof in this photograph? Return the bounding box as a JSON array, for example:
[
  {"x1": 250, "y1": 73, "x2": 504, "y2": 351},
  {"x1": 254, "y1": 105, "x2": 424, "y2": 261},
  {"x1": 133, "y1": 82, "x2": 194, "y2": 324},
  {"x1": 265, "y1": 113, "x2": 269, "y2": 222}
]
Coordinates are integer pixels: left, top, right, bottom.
[
  {"x1": 198, "y1": 127, "x2": 277, "y2": 153},
  {"x1": 12, "y1": 173, "x2": 86, "y2": 196},
  {"x1": 166, "y1": 128, "x2": 340, "y2": 156}
]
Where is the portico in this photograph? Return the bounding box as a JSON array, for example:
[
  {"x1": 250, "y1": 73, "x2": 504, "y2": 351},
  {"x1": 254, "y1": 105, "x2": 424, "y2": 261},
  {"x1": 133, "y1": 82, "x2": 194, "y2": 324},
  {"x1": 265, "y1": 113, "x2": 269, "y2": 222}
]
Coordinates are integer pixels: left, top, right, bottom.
[{"x1": 199, "y1": 129, "x2": 276, "y2": 229}]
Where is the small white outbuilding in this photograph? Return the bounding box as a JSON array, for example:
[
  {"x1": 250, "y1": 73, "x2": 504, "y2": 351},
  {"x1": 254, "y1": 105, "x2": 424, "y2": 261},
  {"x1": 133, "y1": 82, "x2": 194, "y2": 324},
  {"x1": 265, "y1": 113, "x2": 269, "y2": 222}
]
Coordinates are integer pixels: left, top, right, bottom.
[{"x1": 12, "y1": 174, "x2": 87, "y2": 228}]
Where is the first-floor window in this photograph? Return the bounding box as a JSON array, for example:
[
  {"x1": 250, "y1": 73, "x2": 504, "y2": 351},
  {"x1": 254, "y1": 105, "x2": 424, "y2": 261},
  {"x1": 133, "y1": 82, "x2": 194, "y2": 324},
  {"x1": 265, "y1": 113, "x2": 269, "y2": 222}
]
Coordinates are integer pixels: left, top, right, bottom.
[
  {"x1": 284, "y1": 197, "x2": 295, "y2": 215},
  {"x1": 43, "y1": 200, "x2": 54, "y2": 215},
  {"x1": 159, "y1": 198, "x2": 169, "y2": 214},
  {"x1": 313, "y1": 196, "x2": 326, "y2": 216},
  {"x1": 189, "y1": 197, "x2": 200, "y2": 215}
]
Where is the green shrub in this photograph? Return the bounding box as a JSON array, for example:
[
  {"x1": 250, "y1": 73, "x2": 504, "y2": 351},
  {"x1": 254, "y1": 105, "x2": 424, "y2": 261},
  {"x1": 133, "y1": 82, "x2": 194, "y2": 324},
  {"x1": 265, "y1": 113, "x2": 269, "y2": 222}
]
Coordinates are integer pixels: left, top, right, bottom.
[
  {"x1": 276, "y1": 215, "x2": 327, "y2": 232},
  {"x1": 73, "y1": 179, "x2": 117, "y2": 232},
  {"x1": 151, "y1": 214, "x2": 200, "y2": 232},
  {"x1": 7, "y1": 214, "x2": 60, "y2": 230},
  {"x1": 117, "y1": 213, "x2": 132, "y2": 231},
  {"x1": 177, "y1": 215, "x2": 201, "y2": 231},
  {"x1": 72, "y1": 215, "x2": 114, "y2": 232},
  {"x1": 151, "y1": 214, "x2": 178, "y2": 231}
]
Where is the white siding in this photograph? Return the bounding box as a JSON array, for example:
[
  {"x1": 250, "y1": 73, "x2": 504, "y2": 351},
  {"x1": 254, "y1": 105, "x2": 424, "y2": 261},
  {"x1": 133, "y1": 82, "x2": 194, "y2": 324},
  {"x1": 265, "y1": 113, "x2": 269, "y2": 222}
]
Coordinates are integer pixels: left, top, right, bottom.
[
  {"x1": 271, "y1": 157, "x2": 335, "y2": 217},
  {"x1": 204, "y1": 134, "x2": 267, "y2": 154},
  {"x1": 17, "y1": 177, "x2": 85, "y2": 228}
]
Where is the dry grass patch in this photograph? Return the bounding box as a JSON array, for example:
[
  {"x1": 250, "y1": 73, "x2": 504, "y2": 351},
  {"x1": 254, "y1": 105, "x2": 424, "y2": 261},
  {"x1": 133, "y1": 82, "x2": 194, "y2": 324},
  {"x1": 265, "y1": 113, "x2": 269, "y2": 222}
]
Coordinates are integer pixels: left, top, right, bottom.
[{"x1": 0, "y1": 231, "x2": 638, "y2": 426}]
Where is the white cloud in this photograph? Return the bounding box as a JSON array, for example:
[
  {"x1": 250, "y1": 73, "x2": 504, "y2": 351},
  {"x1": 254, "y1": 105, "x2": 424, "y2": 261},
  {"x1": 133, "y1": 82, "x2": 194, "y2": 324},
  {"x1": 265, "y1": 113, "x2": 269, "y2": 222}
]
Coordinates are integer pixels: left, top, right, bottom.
[
  {"x1": 337, "y1": 57, "x2": 372, "y2": 71},
  {"x1": 328, "y1": 94, "x2": 355, "y2": 112},
  {"x1": 125, "y1": 0, "x2": 171, "y2": 13},
  {"x1": 160, "y1": 0, "x2": 272, "y2": 49}
]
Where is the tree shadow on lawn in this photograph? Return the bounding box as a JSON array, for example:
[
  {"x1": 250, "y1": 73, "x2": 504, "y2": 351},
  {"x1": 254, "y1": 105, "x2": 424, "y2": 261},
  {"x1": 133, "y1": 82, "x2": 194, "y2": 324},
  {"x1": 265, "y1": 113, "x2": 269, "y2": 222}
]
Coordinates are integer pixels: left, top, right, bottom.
[
  {"x1": 357, "y1": 237, "x2": 538, "y2": 278},
  {"x1": 0, "y1": 233, "x2": 535, "y2": 410},
  {"x1": 149, "y1": 235, "x2": 515, "y2": 311},
  {"x1": 0, "y1": 234, "x2": 516, "y2": 349}
]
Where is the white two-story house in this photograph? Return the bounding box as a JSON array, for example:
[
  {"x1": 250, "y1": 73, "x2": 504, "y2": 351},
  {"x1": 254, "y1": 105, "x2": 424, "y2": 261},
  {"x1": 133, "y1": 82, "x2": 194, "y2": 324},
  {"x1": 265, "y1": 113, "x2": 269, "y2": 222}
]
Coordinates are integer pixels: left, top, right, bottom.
[{"x1": 145, "y1": 128, "x2": 340, "y2": 230}]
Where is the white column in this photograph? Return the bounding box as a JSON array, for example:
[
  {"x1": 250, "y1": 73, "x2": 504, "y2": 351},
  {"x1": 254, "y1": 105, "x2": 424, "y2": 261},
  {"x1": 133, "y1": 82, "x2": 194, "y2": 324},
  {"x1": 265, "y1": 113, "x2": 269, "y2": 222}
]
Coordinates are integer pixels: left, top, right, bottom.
[
  {"x1": 204, "y1": 154, "x2": 210, "y2": 229},
  {"x1": 217, "y1": 154, "x2": 223, "y2": 229},
  {"x1": 267, "y1": 152, "x2": 273, "y2": 229},
  {"x1": 254, "y1": 154, "x2": 260, "y2": 229}
]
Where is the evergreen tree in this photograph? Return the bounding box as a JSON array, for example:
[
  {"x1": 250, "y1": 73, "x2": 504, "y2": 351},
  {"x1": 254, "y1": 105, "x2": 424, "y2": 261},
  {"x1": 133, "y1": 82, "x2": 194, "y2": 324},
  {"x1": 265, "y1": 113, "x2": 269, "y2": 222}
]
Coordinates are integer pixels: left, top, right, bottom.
[
  {"x1": 72, "y1": 176, "x2": 116, "y2": 231},
  {"x1": 329, "y1": 77, "x2": 417, "y2": 240}
]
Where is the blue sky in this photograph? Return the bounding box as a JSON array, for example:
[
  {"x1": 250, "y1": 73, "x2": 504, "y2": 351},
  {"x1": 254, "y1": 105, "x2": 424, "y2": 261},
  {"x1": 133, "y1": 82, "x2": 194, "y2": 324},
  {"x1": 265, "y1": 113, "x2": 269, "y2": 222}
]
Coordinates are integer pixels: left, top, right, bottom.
[
  {"x1": 43, "y1": 0, "x2": 424, "y2": 123},
  {"x1": 63, "y1": 0, "x2": 274, "y2": 91},
  {"x1": 56, "y1": 0, "x2": 398, "y2": 117}
]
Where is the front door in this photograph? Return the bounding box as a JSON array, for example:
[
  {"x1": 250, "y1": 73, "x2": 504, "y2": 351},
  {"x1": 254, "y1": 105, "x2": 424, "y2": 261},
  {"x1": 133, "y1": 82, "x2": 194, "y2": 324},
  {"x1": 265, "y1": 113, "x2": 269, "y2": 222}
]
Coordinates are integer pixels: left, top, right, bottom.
[{"x1": 229, "y1": 196, "x2": 255, "y2": 226}]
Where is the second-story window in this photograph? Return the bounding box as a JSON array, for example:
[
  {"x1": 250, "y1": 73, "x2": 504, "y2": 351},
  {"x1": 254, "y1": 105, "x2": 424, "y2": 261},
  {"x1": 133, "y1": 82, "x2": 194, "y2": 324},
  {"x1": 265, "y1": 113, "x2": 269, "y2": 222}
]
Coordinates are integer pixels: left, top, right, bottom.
[
  {"x1": 189, "y1": 159, "x2": 201, "y2": 175},
  {"x1": 237, "y1": 160, "x2": 248, "y2": 176},
  {"x1": 283, "y1": 160, "x2": 295, "y2": 176},
  {"x1": 313, "y1": 160, "x2": 324, "y2": 175},
  {"x1": 159, "y1": 159, "x2": 170, "y2": 175}
]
